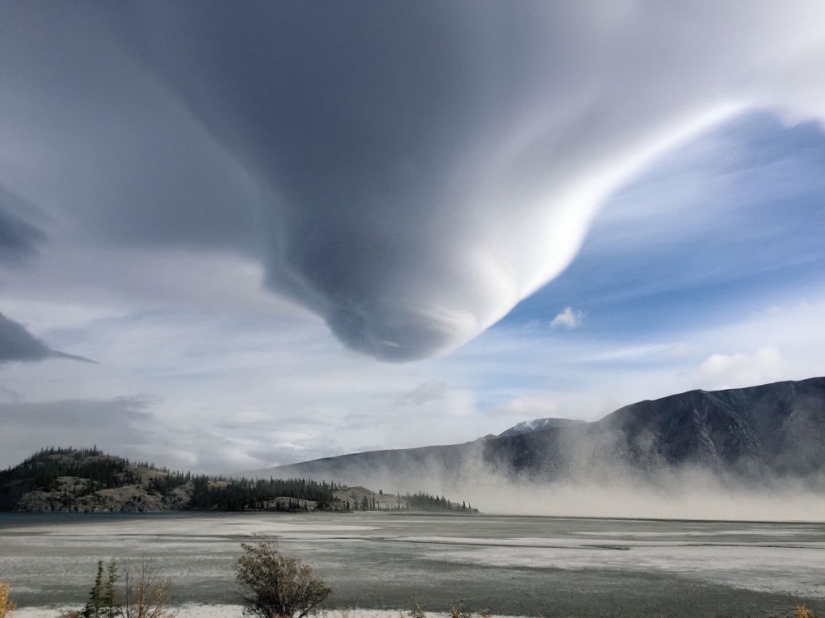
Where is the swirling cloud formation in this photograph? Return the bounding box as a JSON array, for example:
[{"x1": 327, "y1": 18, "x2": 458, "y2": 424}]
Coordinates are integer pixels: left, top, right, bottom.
[{"x1": 1, "y1": 2, "x2": 824, "y2": 360}]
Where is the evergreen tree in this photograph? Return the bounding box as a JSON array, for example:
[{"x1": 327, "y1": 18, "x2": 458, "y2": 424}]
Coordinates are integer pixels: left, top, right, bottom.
[
  {"x1": 103, "y1": 559, "x2": 118, "y2": 618},
  {"x1": 81, "y1": 561, "x2": 105, "y2": 618}
]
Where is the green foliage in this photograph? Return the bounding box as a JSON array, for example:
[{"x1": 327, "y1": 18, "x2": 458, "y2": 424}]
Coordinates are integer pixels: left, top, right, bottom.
[
  {"x1": 148, "y1": 472, "x2": 191, "y2": 495},
  {"x1": 80, "y1": 560, "x2": 118, "y2": 618},
  {"x1": 0, "y1": 448, "x2": 135, "y2": 510},
  {"x1": 188, "y1": 476, "x2": 336, "y2": 512},
  {"x1": 1, "y1": 447, "x2": 472, "y2": 515},
  {"x1": 404, "y1": 492, "x2": 473, "y2": 512},
  {"x1": 235, "y1": 538, "x2": 331, "y2": 618},
  {"x1": 62, "y1": 558, "x2": 173, "y2": 618},
  {"x1": 0, "y1": 447, "x2": 338, "y2": 513}
]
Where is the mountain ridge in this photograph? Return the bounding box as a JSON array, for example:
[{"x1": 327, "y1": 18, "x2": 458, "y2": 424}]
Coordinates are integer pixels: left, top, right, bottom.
[
  {"x1": 247, "y1": 377, "x2": 825, "y2": 487},
  {"x1": 498, "y1": 417, "x2": 587, "y2": 438}
]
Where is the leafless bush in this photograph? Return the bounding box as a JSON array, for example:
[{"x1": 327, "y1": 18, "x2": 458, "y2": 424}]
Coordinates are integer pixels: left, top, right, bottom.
[
  {"x1": 407, "y1": 599, "x2": 425, "y2": 618},
  {"x1": 120, "y1": 559, "x2": 174, "y2": 618},
  {"x1": 59, "y1": 558, "x2": 174, "y2": 618},
  {"x1": 0, "y1": 577, "x2": 16, "y2": 618},
  {"x1": 796, "y1": 603, "x2": 822, "y2": 618}
]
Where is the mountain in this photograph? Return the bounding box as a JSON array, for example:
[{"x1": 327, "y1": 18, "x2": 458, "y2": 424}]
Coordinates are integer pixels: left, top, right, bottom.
[
  {"x1": 498, "y1": 417, "x2": 586, "y2": 438},
  {"x1": 249, "y1": 377, "x2": 825, "y2": 487}
]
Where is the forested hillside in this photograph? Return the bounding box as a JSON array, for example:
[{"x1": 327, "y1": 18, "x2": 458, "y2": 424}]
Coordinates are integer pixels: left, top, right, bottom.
[
  {"x1": 0, "y1": 447, "x2": 472, "y2": 514},
  {"x1": 0, "y1": 448, "x2": 337, "y2": 513}
]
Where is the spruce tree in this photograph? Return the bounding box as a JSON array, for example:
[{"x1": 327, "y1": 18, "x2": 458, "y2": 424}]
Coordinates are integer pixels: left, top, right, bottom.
[
  {"x1": 103, "y1": 559, "x2": 118, "y2": 618},
  {"x1": 81, "y1": 561, "x2": 105, "y2": 618}
]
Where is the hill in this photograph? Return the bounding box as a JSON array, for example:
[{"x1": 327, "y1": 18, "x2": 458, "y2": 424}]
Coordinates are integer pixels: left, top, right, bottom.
[
  {"x1": 0, "y1": 447, "x2": 473, "y2": 514},
  {"x1": 0, "y1": 447, "x2": 337, "y2": 513},
  {"x1": 247, "y1": 377, "x2": 825, "y2": 487}
]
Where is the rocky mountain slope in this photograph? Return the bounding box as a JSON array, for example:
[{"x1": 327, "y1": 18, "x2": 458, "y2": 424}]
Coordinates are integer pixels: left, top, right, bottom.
[{"x1": 252, "y1": 377, "x2": 825, "y2": 486}]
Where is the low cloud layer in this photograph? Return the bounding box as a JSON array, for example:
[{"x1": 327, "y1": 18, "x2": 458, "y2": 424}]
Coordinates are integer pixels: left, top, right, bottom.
[
  {"x1": 1, "y1": 3, "x2": 825, "y2": 360},
  {"x1": 0, "y1": 396, "x2": 155, "y2": 466}
]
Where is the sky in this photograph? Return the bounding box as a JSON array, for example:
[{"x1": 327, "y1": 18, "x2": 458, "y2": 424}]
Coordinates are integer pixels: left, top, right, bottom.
[{"x1": 1, "y1": 2, "x2": 825, "y2": 472}]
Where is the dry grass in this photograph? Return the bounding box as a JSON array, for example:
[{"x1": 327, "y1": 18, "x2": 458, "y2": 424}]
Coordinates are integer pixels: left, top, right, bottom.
[
  {"x1": 120, "y1": 559, "x2": 175, "y2": 618},
  {"x1": 57, "y1": 558, "x2": 175, "y2": 618},
  {"x1": 0, "y1": 578, "x2": 17, "y2": 618},
  {"x1": 796, "y1": 603, "x2": 822, "y2": 618}
]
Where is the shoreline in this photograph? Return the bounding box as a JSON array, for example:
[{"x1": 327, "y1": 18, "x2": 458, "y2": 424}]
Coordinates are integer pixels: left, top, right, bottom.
[
  {"x1": 3, "y1": 510, "x2": 825, "y2": 525},
  {"x1": 9, "y1": 606, "x2": 474, "y2": 618}
]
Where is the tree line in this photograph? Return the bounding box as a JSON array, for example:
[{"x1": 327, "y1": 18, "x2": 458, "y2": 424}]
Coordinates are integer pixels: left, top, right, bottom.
[
  {"x1": 0, "y1": 448, "x2": 477, "y2": 514},
  {"x1": 0, "y1": 448, "x2": 340, "y2": 512},
  {"x1": 186, "y1": 476, "x2": 337, "y2": 511},
  {"x1": 404, "y1": 491, "x2": 475, "y2": 512}
]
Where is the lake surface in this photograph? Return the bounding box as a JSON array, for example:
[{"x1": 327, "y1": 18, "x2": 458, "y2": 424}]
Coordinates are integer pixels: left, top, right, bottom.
[{"x1": 1, "y1": 512, "x2": 824, "y2": 617}]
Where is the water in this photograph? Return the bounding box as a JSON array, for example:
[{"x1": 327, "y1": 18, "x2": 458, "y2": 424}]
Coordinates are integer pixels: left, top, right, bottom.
[{"x1": 1, "y1": 512, "x2": 824, "y2": 617}]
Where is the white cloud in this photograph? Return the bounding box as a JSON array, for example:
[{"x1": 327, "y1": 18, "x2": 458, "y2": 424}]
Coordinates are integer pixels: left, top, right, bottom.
[
  {"x1": 488, "y1": 395, "x2": 561, "y2": 421},
  {"x1": 1, "y1": 290, "x2": 824, "y2": 472},
  {"x1": 550, "y1": 307, "x2": 586, "y2": 329},
  {"x1": 3, "y1": 3, "x2": 825, "y2": 361},
  {"x1": 2, "y1": 0, "x2": 825, "y2": 473},
  {"x1": 441, "y1": 293, "x2": 825, "y2": 424},
  {"x1": 698, "y1": 346, "x2": 786, "y2": 391},
  {"x1": 398, "y1": 381, "x2": 448, "y2": 406}
]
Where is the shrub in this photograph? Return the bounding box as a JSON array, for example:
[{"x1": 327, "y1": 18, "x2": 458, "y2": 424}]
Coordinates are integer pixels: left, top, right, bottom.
[
  {"x1": 450, "y1": 601, "x2": 473, "y2": 618},
  {"x1": 235, "y1": 538, "x2": 331, "y2": 618},
  {"x1": 797, "y1": 603, "x2": 821, "y2": 618},
  {"x1": 60, "y1": 558, "x2": 173, "y2": 618},
  {"x1": 0, "y1": 577, "x2": 16, "y2": 618},
  {"x1": 449, "y1": 600, "x2": 490, "y2": 618},
  {"x1": 119, "y1": 558, "x2": 174, "y2": 618},
  {"x1": 407, "y1": 599, "x2": 425, "y2": 618},
  {"x1": 406, "y1": 598, "x2": 489, "y2": 618}
]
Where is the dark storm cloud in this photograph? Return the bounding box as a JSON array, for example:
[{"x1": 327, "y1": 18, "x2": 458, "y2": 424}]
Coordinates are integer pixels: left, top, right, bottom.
[
  {"x1": 0, "y1": 186, "x2": 46, "y2": 265},
  {"x1": 0, "y1": 312, "x2": 93, "y2": 365},
  {"x1": 0, "y1": 312, "x2": 52, "y2": 363},
  {"x1": 1, "y1": 2, "x2": 824, "y2": 361}
]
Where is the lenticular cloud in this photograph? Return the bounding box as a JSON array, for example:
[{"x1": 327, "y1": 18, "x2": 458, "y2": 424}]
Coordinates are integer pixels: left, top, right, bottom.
[{"x1": 2, "y1": 2, "x2": 825, "y2": 360}]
